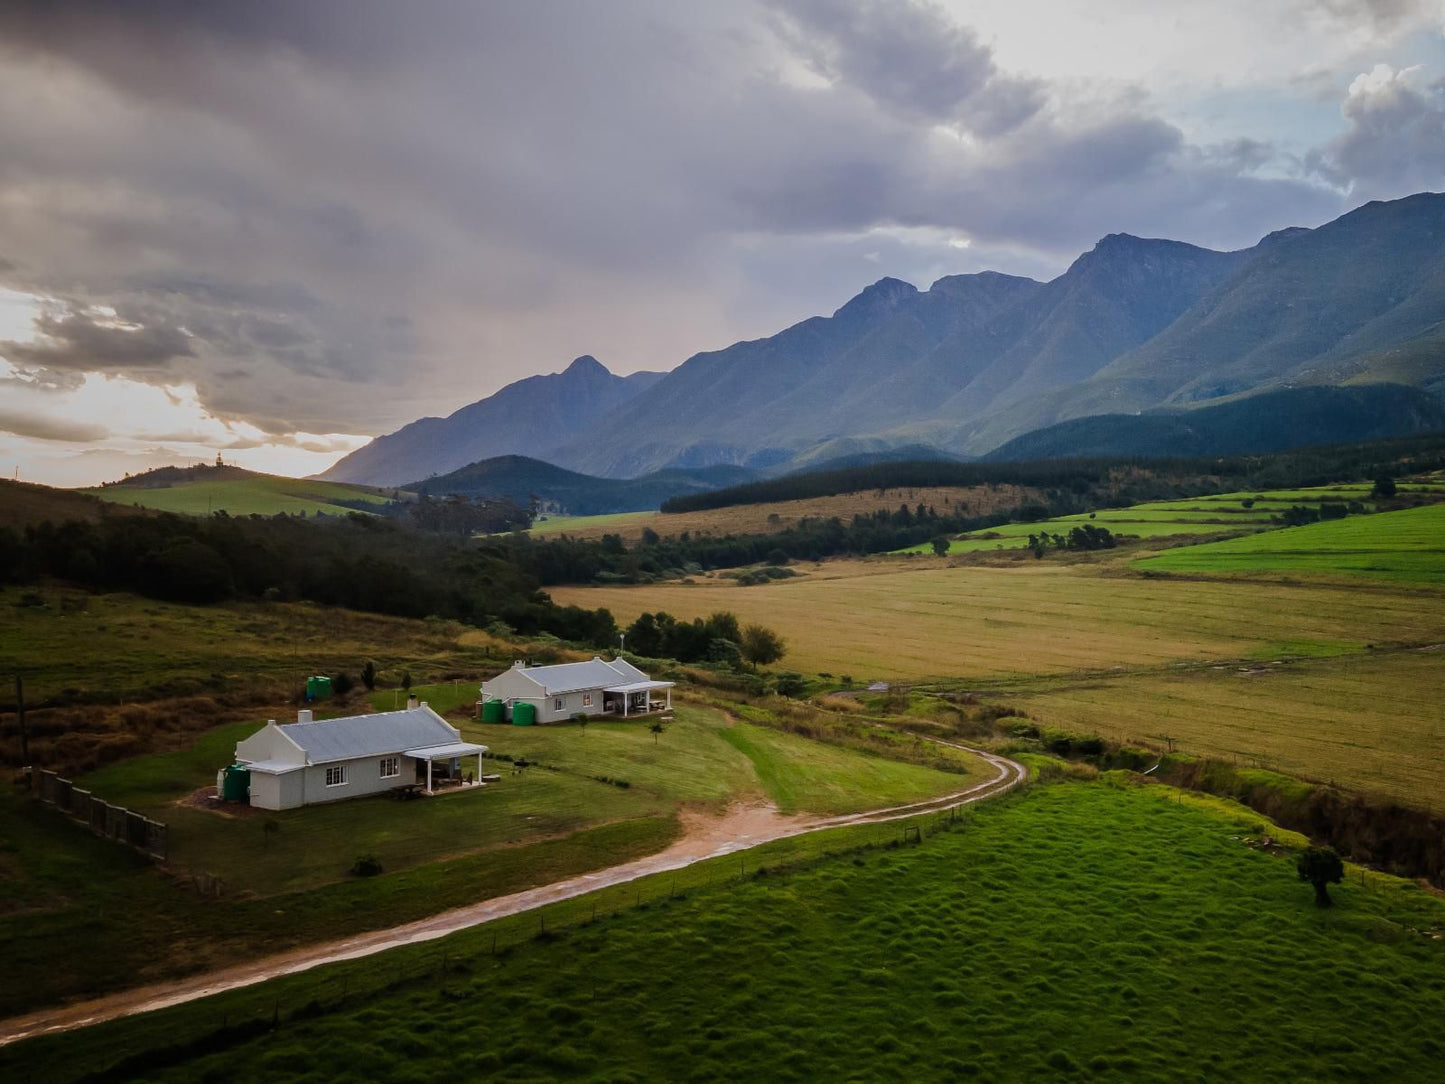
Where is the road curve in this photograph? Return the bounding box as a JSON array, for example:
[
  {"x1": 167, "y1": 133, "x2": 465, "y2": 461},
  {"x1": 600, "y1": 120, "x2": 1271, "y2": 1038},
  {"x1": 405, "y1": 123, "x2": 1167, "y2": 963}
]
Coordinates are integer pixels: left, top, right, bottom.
[{"x1": 0, "y1": 740, "x2": 1025, "y2": 1047}]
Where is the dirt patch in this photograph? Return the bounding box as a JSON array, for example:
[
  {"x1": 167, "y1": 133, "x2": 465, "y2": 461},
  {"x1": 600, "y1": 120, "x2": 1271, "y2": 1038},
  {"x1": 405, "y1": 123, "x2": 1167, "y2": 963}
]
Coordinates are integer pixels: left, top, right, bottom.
[{"x1": 176, "y1": 787, "x2": 268, "y2": 819}]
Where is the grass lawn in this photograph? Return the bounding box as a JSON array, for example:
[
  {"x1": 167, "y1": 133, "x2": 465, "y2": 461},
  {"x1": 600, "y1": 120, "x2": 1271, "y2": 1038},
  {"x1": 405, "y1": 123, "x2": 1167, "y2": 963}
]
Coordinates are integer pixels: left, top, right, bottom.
[
  {"x1": 15, "y1": 779, "x2": 1445, "y2": 1083},
  {"x1": 81, "y1": 475, "x2": 393, "y2": 517},
  {"x1": 1136, "y1": 502, "x2": 1445, "y2": 583},
  {"x1": 717, "y1": 720, "x2": 972, "y2": 814},
  {"x1": 551, "y1": 560, "x2": 1445, "y2": 681},
  {"x1": 526, "y1": 511, "x2": 655, "y2": 536}
]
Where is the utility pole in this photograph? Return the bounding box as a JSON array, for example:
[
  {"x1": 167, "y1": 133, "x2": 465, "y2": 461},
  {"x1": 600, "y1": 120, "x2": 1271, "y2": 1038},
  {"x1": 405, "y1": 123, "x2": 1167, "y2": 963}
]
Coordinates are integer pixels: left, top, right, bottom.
[{"x1": 15, "y1": 676, "x2": 29, "y2": 765}]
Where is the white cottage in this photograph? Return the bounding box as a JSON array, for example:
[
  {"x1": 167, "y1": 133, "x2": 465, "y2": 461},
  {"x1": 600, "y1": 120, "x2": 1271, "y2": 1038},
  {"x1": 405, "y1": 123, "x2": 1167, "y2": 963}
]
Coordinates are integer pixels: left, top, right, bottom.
[
  {"x1": 481, "y1": 657, "x2": 673, "y2": 723},
  {"x1": 231, "y1": 703, "x2": 488, "y2": 810}
]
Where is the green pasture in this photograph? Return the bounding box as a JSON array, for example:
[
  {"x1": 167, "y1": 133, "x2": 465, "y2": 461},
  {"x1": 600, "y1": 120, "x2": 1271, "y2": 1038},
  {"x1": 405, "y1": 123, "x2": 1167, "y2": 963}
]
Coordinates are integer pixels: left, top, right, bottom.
[
  {"x1": 1136, "y1": 502, "x2": 1445, "y2": 582},
  {"x1": 527, "y1": 511, "x2": 653, "y2": 535},
  {"x1": 82, "y1": 475, "x2": 392, "y2": 517},
  {"x1": 14, "y1": 779, "x2": 1445, "y2": 1083}
]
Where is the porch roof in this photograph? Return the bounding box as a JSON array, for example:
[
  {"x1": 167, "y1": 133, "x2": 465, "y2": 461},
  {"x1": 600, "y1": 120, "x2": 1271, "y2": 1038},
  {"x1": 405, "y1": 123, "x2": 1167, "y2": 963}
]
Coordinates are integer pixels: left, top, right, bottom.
[
  {"x1": 404, "y1": 741, "x2": 489, "y2": 761},
  {"x1": 604, "y1": 680, "x2": 675, "y2": 694}
]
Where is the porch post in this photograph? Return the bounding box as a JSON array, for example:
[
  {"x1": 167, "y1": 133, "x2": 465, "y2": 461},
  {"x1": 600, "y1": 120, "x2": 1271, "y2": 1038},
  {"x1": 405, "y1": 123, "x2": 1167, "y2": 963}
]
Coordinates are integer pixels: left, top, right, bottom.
[
  {"x1": 478, "y1": 750, "x2": 484, "y2": 784},
  {"x1": 666, "y1": 688, "x2": 671, "y2": 711},
  {"x1": 623, "y1": 694, "x2": 628, "y2": 718},
  {"x1": 426, "y1": 757, "x2": 433, "y2": 795}
]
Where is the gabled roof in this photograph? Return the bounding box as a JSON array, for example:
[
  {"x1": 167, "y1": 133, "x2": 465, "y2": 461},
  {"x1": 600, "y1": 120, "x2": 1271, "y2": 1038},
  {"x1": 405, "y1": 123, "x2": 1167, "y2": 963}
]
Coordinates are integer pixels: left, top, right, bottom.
[
  {"x1": 493, "y1": 657, "x2": 653, "y2": 695},
  {"x1": 277, "y1": 706, "x2": 459, "y2": 765}
]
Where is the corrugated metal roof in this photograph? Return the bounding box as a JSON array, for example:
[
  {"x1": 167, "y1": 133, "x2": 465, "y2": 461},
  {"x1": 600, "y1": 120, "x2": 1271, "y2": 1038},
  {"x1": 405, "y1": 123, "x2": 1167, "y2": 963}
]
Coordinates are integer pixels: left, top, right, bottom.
[
  {"x1": 510, "y1": 658, "x2": 643, "y2": 694},
  {"x1": 404, "y1": 741, "x2": 489, "y2": 760},
  {"x1": 278, "y1": 706, "x2": 458, "y2": 764}
]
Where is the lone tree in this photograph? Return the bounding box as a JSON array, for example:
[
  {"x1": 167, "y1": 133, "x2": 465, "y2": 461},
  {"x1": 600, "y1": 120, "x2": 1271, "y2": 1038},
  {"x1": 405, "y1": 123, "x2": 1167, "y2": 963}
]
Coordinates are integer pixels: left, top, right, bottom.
[
  {"x1": 740, "y1": 623, "x2": 786, "y2": 669},
  {"x1": 1372, "y1": 475, "x2": 1397, "y2": 499},
  {"x1": 401, "y1": 670, "x2": 413, "y2": 692},
  {"x1": 930, "y1": 536, "x2": 951, "y2": 557},
  {"x1": 573, "y1": 712, "x2": 588, "y2": 737},
  {"x1": 360, "y1": 661, "x2": 377, "y2": 691},
  {"x1": 649, "y1": 720, "x2": 665, "y2": 744},
  {"x1": 1297, "y1": 845, "x2": 1344, "y2": 907}
]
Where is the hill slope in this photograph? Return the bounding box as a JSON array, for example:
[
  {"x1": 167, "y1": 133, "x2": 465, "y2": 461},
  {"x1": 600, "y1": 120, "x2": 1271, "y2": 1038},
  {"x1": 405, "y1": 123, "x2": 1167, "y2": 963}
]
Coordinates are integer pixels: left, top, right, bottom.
[
  {"x1": 83, "y1": 464, "x2": 394, "y2": 516},
  {"x1": 320, "y1": 356, "x2": 663, "y2": 486},
  {"x1": 984, "y1": 384, "x2": 1445, "y2": 461},
  {"x1": 409, "y1": 455, "x2": 757, "y2": 515}
]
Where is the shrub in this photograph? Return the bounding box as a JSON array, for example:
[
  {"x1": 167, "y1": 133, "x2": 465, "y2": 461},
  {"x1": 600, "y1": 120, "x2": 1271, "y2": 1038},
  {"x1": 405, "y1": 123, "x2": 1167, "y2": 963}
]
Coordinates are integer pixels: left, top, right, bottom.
[{"x1": 351, "y1": 854, "x2": 383, "y2": 877}]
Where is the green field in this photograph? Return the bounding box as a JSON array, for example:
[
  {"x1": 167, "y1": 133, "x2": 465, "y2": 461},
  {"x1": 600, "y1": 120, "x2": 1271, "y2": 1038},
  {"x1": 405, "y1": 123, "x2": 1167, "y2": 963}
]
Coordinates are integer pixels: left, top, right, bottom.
[
  {"x1": 13, "y1": 779, "x2": 1444, "y2": 1083},
  {"x1": 83, "y1": 474, "x2": 394, "y2": 517},
  {"x1": 0, "y1": 702, "x2": 979, "y2": 1016},
  {"x1": 895, "y1": 483, "x2": 1408, "y2": 556},
  {"x1": 527, "y1": 510, "x2": 654, "y2": 535},
  {"x1": 1136, "y1": 502, "x2": 1445, "y2": 582}
]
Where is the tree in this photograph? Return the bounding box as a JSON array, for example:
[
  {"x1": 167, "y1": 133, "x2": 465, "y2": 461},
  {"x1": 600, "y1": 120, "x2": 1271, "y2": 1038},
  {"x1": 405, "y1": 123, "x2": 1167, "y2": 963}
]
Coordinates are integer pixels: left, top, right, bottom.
[
  {"x1": 930, "y1": 536, "x2": 951, "y2": 557},
  {"x1": 649, "y1": 720, "x2": 665, "y2": 744},
  {"x1": 1297, "y1": 846, "x2": 1344, "y2": 907},
  {"x1": 573, "y1": 712, "x2": 588, "y2": 737},
  {"x1": 332, "y1": 671, "x2": 355, "y2": 696},
  {"x1": 360, "y1": 661, "x2": 377, "y2": 691},
  {"x1": 401, "y1": 670, "x2": 413, "y2": 692},
  {"x1": 1372, "y1": 475, "x2": 1397, "y2": 499},
  {"x1": 774, "y1": 671, "x2": 807, "y2": 698},
  {"x1": 740, "y1": 623, "x2": 786, "y2": 669}
]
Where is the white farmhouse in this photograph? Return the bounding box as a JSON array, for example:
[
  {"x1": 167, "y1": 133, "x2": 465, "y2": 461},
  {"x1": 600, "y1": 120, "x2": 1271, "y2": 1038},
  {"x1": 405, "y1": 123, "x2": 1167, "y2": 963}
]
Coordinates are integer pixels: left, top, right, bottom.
[
  {"x1": 481, "y1": 657, "x2": 673, "y2": 723},
  {"x1": 230, "y1": 702, "x2": 488, "y2": 810}
]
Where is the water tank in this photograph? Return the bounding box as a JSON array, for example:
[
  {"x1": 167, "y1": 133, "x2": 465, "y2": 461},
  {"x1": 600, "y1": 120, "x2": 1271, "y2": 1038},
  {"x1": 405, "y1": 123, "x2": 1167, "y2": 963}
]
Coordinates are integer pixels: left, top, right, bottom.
[
  {"x1": 482, "y1": 699, "x2": 505, "y2": 724},
  {"x1": 221, "y1": 764, "x2": 251, "y2": 802},
  {"x1": 305, "y1": 676, "x2": 332, "y2": 701},
  {"x1": 512, "y1": 701, "x2": 536, "y2": 726}
]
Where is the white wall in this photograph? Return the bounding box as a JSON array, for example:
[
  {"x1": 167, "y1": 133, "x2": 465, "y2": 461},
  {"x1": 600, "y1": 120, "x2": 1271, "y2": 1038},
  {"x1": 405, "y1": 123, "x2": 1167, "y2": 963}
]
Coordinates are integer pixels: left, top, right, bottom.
[{"x1": 299, "y1": 755, "x2": 413, "y2": 805}]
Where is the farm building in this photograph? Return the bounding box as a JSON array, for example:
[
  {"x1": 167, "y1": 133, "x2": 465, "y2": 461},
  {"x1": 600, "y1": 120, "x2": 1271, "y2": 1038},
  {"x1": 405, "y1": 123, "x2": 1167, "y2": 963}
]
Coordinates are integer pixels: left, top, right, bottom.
[
  {"x1": 226, "y1": 702, "x2": 488, "y2": 810},
  {"x1": 481, "y1": 657, "x2": 673, "y2": 724}
]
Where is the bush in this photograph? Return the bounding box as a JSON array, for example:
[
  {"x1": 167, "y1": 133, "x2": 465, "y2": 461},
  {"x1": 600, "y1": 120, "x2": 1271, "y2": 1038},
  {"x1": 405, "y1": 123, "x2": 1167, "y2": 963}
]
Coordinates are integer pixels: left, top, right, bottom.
[
  {"x1": 332, "y1": 671, "x2": 355, "y2": 696},
  {"x1": 774, "y1": 672, "x2": 808, "y2": 698},
  {"x1": 350, "y1": 854, "x2": 383, "y2": 877}
]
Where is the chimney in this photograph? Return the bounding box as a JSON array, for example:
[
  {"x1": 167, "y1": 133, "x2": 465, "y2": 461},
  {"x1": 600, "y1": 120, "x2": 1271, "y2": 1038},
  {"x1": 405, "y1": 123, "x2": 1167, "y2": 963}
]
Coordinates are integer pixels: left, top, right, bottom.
[
  {"x1": 297, "y1": 709, "x2": 313, "y2": 724},
  {"x1": 407, "y1": 694, "x2": 419, "y2": 710}
]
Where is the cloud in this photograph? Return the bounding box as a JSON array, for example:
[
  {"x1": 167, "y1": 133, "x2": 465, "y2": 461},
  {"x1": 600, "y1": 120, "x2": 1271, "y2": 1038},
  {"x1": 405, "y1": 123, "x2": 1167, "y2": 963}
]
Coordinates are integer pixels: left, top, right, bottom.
[
  {"x1": 0, "y1": 409, "x2": 109, "y2": 442},
  {"x1": 766, "y1": 0, "x2": 1044, "y2": 135},
  {"x1": 0, "y1": 0, "x2": 1375, "y2": 465},
  {"x1": 1313, "y1": 64, "x2": 1445, "y2": 198}
]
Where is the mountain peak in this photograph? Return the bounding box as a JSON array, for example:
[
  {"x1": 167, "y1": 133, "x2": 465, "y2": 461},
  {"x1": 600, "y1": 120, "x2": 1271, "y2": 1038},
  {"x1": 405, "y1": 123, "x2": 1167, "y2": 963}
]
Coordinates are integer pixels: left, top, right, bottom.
[
  {"x1": 563, "y1": 354, "x2": 609, "y2": 377},
  {"x1": 832, "y1": 277, "x2": 918, "y2": 321}
]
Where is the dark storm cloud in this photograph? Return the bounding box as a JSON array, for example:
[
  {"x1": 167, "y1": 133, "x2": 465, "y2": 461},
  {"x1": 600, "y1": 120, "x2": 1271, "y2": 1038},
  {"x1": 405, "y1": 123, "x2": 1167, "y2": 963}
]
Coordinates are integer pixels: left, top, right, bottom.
[
  {"x1": 0, "y1": 1, "x2": 1371, "y2": 439},
  {"x1": 1, "y1": 307, "x2": 194, "y2": 372}
]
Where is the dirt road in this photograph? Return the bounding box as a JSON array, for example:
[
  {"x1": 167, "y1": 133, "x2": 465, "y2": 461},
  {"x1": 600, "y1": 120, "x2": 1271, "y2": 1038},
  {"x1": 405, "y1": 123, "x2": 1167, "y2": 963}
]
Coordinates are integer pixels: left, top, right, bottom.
[{"x1": 0, "y1": 740, "x2": 1024, "y2": 1047}]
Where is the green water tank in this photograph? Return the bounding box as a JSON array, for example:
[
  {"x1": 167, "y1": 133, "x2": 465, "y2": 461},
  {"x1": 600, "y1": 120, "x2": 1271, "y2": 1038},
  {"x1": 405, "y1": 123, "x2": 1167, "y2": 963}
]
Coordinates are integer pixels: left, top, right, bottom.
[
  {"x1": 482, "y1": 699, "x2": 505, "y2": 724},
  {"x1": 222, "y1": 764, "x2": 251, "y2": 802},
  {"x1": 305, "y1": 675, "x2": 332, "y2": 701},
  {"x1": 512, "y1": 701, "x2": 536, "y2": 726}
]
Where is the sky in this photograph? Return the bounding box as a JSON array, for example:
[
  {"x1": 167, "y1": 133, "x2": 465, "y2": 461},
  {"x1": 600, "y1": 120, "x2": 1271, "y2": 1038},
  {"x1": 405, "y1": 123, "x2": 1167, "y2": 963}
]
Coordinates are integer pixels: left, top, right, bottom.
[{"x1": 1, "y1": 0, "x2": 1443, "y2": 486}]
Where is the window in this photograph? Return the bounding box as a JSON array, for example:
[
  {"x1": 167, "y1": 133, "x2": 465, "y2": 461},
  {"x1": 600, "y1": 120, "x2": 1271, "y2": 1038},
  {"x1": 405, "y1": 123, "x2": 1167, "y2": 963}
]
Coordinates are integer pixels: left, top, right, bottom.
[
  {"x1": 582, "y1": 694, "x2": 592, "y2": 707},
  {"x1": 379, "y1": 756, "x2": 399, "y2": 779},
  {"x1": 325, "y1": 765, "x2": 347, "y2": 787},
  {"x1": 554, "y1": 697, "x2": 564, "y2": 711}
]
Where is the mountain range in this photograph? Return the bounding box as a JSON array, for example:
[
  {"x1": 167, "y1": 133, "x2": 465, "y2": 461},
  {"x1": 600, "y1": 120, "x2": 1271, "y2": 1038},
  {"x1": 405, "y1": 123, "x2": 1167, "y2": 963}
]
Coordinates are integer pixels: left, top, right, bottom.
[{"x1": 323, "y1": 192, "x2": 1445, "y2": 487}]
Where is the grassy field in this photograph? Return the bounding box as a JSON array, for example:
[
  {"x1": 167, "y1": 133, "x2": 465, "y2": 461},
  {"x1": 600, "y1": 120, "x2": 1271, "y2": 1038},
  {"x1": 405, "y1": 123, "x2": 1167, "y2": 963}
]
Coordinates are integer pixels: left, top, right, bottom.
[
  {"x1": 551, "y1": 560, "x2": 1445, "y2": 681},
  {"x1": 528, "y1": 484, "x2": 1036, "y2": 543},
  {"x1": 1006, "y1": 649, "x2": 1445, "y2": 807},
  {"x1": 1137, "y1": 501, "x2": 1445, "y2": 583},
  {"x1": 1, "y1": 701, "x2": 979, "y2": 1016},
  {"x1": 0, "y1": 585, "x2": 494, "y2": 707},
  {"x1": 894, "y1": 482, "x2": 1417, "y2": 556},
  {"x1": 82, "y1": 474, "x2": 394, "y2": 517},
  {"x1": 14, "y1": 779, "x2": 1444, "y2": 1083}
]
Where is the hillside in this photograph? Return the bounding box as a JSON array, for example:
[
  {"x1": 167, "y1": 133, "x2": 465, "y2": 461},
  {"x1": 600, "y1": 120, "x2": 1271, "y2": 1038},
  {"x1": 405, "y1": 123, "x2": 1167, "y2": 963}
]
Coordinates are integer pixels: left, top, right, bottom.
[
  {"x1": 82, "y1": 464, "x2": 396, "y2": 517},
  {"x1": 984, "y1": 384, "x2": 1445, "y2": 461},
  {"x1": 408, "y1": 455, "x2": 757, "y2": 515},
  {"x1": 320, "y1": 356, "x2": 663, "y2": 486},
  {"x1": 0, "y1": 479, "x2": 150, "y2": 531}
]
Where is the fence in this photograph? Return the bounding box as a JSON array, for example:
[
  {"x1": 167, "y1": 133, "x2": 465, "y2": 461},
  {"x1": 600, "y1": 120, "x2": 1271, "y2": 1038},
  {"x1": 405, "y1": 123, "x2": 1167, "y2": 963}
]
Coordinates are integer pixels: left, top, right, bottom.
[{"x1": 31, "y1": 768, "x2": 168, "y2": 861}]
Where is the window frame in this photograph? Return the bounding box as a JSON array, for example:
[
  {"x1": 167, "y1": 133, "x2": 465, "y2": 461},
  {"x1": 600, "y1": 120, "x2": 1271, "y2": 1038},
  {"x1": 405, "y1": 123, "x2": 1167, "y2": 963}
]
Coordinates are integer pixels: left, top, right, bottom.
[
  {"x1": 582, "y1": 693, "x2": 592, "y2": 707},
  {"x1": 379, "y1": 756, "x2": 399, "y2": 779},
  {"x1": 554, "y1": 697, "x2": 564, "y2": 711},
  {"x1": 324, "y1": 764, "x2": 347, "y2": 787}
]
